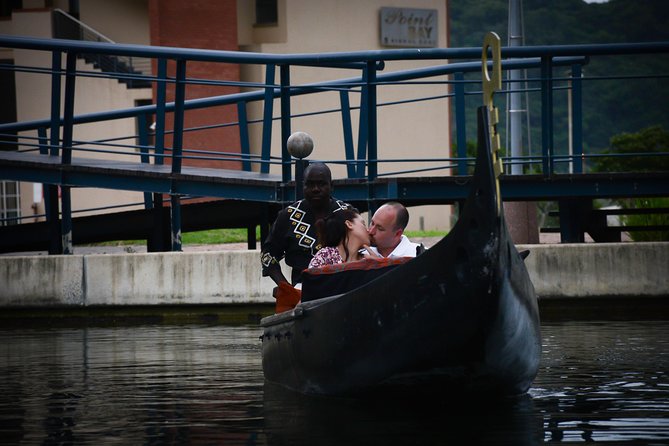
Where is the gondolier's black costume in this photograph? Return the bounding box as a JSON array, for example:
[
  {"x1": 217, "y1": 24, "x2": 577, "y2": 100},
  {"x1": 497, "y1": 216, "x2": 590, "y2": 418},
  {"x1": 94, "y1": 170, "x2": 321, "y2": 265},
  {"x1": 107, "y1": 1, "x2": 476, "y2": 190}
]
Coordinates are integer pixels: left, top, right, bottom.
[{"x1": 261, "y1": 198, "x2": 350, "y2": 285}]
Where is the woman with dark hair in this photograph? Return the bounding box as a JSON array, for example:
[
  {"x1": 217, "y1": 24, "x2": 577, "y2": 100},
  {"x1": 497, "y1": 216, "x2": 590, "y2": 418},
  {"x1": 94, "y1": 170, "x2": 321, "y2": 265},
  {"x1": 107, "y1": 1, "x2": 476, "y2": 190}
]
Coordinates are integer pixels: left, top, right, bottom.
[{"x1": 308, "y1": 207, "x2": 377, "y2": 268}]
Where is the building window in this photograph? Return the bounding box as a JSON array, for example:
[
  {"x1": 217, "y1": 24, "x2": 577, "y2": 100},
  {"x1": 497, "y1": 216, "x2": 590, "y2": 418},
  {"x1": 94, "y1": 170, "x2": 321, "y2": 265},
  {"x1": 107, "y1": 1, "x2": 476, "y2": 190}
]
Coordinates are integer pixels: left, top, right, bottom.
[
  {"x1": 255, "y1": 0, "x2": 277, "y2": 26},
  {"x1": 0, "y1": 181, "x2": 21, "y2": 226}
]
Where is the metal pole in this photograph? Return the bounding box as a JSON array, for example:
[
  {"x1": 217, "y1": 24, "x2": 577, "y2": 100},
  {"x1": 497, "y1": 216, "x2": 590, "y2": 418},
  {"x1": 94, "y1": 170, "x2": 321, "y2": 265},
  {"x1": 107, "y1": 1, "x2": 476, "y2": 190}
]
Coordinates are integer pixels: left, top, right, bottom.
[
  {"x1": 540, "y1": 56, "x2": 554, "y2": 176},
  {"x1": 508, "y1": 0, "x2": 524, "y2": 175},
  {"x1": 59, "y1": 51, "x2": 77, "y2": 254},
  {"x1": 454, "y1": 72, "x2": 467, "y2": 175},
  {"x1": 61, "y1": 186, "x2": 73, "y2": 254},
  {"x1": 170, "y1": 194, "x2": 182, "y2": 251},
  {"x1": 237, "y1": 102, "x2": 252, "y2": 172},
  {"x1": 571, "y1": 64, "x2": 583, "y2": 174},
  {"x1": 61, "y1": 51, "x2": 77, "y2": 165},
  {"x1": 171, "y1": 59, "x2": 186, "y2": 174},
  {"x1": 339, "y1": 90, "x2": 357, "y2": 178},
  {"x1": 155, "y1": 58, "x2": 167, "y2": 165},
  {"x1": 170, "y1": 59, "x2": 186, "y2": 251},
  {"x1": 49, "y1": 51, "x2": 62, "y2": 156},
  {"x1": 280, "y1": 65, "x2": 292, "y2": 183},
  {"x1": 366, "y1": 61, "x2": 378, "y2": 181},
  {"x1": 260, "y1": 64, "x2": 276, "y2": 174}
]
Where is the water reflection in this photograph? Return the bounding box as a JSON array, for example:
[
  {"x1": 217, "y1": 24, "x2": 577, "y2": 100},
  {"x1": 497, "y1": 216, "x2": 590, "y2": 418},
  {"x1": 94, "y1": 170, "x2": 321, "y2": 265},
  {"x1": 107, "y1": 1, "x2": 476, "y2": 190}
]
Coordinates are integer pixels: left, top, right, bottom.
[
  {"x1": 264, "y1": 383, "x2": 542, "y2": 445},
  {"x1": 532, "y1": 321, "x2": 669, "y2": 443},
  {"x1": 0, "y1": 321, "x2": 667, "y2": 444}
]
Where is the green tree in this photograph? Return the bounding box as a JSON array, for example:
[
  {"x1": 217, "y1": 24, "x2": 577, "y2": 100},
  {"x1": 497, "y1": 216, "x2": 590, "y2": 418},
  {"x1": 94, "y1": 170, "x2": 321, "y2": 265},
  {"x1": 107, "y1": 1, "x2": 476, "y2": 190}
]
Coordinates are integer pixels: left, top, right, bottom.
[
  {"x1": 592, "y1": 126, "x2": 669, "y2": 241},
  {"x1": 593, "y1": 126, "x2": 669, "y2": 173}
]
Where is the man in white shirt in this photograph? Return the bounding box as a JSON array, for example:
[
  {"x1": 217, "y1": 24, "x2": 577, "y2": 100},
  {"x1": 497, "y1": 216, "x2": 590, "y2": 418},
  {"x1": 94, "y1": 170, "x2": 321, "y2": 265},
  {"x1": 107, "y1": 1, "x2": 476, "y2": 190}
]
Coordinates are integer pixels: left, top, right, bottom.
[{"x1": 367, "y1": 202, "x2": 423, "y2": 258}]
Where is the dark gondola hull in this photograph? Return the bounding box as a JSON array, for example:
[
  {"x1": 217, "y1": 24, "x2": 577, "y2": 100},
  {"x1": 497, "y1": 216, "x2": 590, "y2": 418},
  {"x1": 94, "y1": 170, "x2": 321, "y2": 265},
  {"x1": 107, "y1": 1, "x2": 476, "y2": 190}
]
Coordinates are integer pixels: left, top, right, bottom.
[{"x1": 260, "y1": 107, "x2": 541, "y2": 396}]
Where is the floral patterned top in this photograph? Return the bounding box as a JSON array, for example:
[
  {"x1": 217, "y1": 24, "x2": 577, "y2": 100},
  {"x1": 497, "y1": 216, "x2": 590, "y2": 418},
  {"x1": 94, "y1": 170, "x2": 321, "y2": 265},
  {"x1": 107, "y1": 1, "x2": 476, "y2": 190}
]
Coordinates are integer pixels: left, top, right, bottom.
[{"x1": 308, "y1": 246, "x2": 343, "y2": 269}]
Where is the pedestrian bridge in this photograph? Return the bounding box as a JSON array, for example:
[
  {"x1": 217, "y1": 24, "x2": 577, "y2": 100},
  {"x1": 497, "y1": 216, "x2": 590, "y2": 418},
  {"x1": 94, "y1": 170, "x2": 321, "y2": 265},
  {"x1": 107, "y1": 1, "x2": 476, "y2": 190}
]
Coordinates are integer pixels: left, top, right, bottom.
[{"x1": 0, "y1": 35, "x2": 668, "y2": 253}]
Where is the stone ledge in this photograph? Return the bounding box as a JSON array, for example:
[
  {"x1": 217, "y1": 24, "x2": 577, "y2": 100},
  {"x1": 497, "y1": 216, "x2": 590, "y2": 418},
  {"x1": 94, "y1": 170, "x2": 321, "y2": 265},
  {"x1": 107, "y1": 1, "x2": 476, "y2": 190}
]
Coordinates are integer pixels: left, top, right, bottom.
[{"x1": 0, "y1": 243, "x2": 667, "y2": 307}]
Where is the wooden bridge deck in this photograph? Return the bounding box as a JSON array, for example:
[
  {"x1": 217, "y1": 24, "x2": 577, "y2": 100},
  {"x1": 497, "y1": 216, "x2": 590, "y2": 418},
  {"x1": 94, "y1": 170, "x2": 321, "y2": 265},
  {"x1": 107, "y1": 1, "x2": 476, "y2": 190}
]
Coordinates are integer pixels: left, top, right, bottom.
[
  {"x1": 1, "y1": 150, "x2": 668, "y2": 252},
  {"x1": 2, "y1": 150, "x2": 668, "y2": 204}
]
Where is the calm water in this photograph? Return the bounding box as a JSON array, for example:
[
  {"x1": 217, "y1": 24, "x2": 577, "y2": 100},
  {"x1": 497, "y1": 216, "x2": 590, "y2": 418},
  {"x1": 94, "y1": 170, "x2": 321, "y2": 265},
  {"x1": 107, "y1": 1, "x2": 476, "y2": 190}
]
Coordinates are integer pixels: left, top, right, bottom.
[{"x1": 0, "y1": 321, "x2": 667, "y2": 445}]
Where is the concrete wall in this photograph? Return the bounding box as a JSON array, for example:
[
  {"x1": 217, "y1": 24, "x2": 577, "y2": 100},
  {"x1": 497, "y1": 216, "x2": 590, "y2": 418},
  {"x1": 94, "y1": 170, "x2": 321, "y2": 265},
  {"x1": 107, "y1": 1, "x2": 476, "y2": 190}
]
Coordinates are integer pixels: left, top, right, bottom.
[
  {"x1": 1, "y1": 243, "x2": 667, "y2": 307},
  {"x1": 519, "y1": 242, "x2": 669, "y2": 299},
  {"x1": 0, "y1": 250, "x2": 281, "y2": 307}
]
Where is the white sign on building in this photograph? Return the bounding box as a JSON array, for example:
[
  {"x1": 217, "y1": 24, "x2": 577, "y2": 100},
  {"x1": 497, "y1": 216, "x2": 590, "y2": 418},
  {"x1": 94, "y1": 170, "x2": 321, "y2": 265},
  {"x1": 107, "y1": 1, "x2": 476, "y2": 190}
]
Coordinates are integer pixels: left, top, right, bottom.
[{"x1": 380, "y1": 7, "x2": 438, "y2": 48}]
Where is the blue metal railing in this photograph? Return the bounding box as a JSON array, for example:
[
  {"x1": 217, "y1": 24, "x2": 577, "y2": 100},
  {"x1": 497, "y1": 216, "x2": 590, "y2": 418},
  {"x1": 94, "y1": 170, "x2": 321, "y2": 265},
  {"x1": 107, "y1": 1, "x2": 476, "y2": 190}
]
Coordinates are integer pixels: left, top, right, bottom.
[
  {"x1": 0, "y1": 35, "x2": 668, "y2": 246},
  {"x1": 1, "y1": 37, "x2": 666, "y2": 180}
]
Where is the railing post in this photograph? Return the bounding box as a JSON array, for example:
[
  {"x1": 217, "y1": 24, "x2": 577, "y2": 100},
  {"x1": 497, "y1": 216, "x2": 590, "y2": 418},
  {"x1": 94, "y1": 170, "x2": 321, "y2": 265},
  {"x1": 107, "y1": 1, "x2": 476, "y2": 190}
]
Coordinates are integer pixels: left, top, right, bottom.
[
  {"x1": 137, "y1": 112, "x2": 153, "y2": 209},
  {"x1": 61, "y1": 51, "x2": 77, "y2": 165},
  {"x1": 280, "y1": 64, "x2": 292, "y2": 184},
  {"x1": 171, "y1": 59, "x2": 186, "y2": 174},
  {"x1": 150, "y1": 58, "x2": 168, "y2": 249},
  {"x1": 170, "y1": 194, "x2": 182, "y2": 251},
  {"x1": 58, "y1": 51, "x2": 77, "y2": 254},
  {"x1": 37, "y1": 126, "x2": 60, "y2": 251},
  {"x1": 44, "y1": 48, "x2": 63, "y2": 253},
  {"x1": 339, "y1": 90, "x2": 356, "y2": 178},
  {"x1": 37, "y1": 127, "x2": 48, "y2": 154},
  {"x1": 237, "y1": 102, "x2": 252, "y2": 171},
  {"x1": 45, "y1": 185, "x2": 62, "y2": 255},
  {"x1": 454, "y1": 71, "x2": 468, "y2": 175},
  {"x1": 261, "y1": 64, "x2": 276, "y2": 174},
  {"x1": 155, "y1": 58, "x2": 167, "y2": 165},
  {"x1": 49, "y1": 52, "x2": 62, "y2": 156},
  {"x1": 170, "y1": 59, "x2": 186, "y2": 252},
  {"x1": 571, "y1": 63, "x2": 583, "y2": 174},
  {"x1": 365, "y1": 61, "x2": 378, "y2": 212},
  {"x1": 61, "y1": 186, "x2": 73, "y2": 254},
  {"x1": 366, "y1": 61, "x2": 378, "y2": 181},
  {"x1": 540, "y1": 56, "x2": 554, "y2": 176},
  {"x1": 357, "y1": 70, "x2": 369, "y2": 179}
]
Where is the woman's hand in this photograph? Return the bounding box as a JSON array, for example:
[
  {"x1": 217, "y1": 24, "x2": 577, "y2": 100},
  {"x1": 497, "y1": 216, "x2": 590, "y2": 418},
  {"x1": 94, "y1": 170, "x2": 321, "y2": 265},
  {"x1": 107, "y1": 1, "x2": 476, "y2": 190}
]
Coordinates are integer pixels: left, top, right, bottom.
[{"x1": 360, "y1": 244, "x2": 381, "y2": 260}]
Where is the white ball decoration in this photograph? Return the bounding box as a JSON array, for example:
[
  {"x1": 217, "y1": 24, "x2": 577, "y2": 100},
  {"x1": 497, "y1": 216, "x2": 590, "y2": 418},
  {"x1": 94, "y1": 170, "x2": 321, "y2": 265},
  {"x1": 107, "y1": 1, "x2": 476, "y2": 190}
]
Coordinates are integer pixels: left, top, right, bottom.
[{"x1": 287, "y1": 132, "x2": 314, "y2": 159}]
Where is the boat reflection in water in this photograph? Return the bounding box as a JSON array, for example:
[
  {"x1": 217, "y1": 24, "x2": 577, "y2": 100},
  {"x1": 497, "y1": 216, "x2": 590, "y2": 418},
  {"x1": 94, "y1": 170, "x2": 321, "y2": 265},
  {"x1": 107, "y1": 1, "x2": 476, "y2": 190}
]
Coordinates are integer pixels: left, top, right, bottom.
[{"x1": 263, "y1": 381, "x2": 543, "y2": 446}]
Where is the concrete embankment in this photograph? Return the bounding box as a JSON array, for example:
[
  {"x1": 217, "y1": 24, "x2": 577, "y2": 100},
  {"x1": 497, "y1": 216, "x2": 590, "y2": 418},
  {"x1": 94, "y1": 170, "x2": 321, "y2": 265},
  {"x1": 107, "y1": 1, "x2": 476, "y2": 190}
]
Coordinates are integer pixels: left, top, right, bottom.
[{"x1": 0, "y1": 242, "x2": 667, "y2": 321}]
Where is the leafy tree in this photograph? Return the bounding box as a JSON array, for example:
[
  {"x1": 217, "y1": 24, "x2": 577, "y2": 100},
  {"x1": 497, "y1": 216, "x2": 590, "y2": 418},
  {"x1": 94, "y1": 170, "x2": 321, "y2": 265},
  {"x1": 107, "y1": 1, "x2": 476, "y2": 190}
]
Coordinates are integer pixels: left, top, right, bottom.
[
  {"x1": 592, "y1": 126, "x2": 669, "y2": 241},
  {"x1": 622, "y1": 197, "x2": 669, "y2": 241},
  {"x1": 592, "y1": 125, "x2": 669, "y2": 173}
]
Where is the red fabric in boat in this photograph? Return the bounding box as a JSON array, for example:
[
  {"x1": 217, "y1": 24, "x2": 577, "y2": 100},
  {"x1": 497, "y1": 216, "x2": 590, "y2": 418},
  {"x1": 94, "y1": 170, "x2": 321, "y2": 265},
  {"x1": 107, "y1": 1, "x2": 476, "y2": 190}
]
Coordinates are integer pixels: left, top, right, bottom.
[{"x1": 301, "y1": 257, "x2": 412, "y2": 302}]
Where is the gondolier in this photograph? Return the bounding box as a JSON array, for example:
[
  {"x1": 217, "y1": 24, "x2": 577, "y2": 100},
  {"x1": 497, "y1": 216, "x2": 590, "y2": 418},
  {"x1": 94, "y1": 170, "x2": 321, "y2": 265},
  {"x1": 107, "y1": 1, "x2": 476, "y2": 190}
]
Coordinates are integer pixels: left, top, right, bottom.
[{"x1": 261, "y1": 162, "x2": 350, "y2": 288}]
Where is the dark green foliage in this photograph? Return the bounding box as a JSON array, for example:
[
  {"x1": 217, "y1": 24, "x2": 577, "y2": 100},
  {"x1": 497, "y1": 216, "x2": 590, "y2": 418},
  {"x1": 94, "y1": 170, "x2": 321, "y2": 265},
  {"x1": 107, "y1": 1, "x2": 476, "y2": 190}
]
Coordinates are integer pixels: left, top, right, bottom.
[
  {"x1": 590, "y1": 125, "x2": 669, "y2": 240},
  {"x1": 449, "y1": 0, "x2": 669, "y2": 159},
  {"x1": 622, "y1": 197, "x2": 669, "y2": 241},
  {"x1": 593, "y1": 125, "x2": 669, "y2": 173}
]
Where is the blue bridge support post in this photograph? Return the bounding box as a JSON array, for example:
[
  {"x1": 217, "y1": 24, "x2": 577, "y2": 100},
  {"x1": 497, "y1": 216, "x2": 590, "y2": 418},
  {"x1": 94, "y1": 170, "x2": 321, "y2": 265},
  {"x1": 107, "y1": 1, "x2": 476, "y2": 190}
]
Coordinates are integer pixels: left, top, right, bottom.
[
  {"x1": 169, "y1": 59, "x2": 187, "y2": 251},
  {"x1": 59, "y1": 51, "x2": 78, "y2": 254},
  {"x1": 46, "y1": 51, "x2": 64, "y2": 255},
  {"x1": 145, "y1": 58, "x2": 170, "y2": 252}
]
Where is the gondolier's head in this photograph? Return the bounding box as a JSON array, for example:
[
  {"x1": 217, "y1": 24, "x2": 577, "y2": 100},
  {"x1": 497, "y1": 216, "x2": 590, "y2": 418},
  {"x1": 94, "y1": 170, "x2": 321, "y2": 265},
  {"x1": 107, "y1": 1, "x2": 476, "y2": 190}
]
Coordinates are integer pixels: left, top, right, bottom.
[
  {"x1": 303, "y1": 162, "x2": 332, "y2": 207},
  {"x1": 368, "y1": 202, "x2": 409, "y2": 255}
]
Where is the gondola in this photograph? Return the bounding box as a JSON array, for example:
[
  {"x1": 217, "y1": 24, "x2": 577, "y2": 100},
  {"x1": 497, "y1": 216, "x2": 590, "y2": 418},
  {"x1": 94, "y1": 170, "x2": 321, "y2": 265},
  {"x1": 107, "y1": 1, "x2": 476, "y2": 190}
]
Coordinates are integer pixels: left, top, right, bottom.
[
  {"x1": 261, "y1": 32, "x2": 541, "y2": 392},
  {"x1": 259, "y1": 103, "x2": 541, "y2": 396}
]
